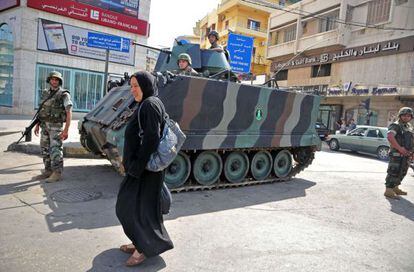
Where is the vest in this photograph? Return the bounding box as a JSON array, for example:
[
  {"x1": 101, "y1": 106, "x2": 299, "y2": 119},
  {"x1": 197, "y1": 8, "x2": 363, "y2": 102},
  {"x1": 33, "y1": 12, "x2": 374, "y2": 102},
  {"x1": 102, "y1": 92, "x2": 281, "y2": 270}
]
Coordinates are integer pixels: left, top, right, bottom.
[
  {"x1": 389, "y1": 120, "x2": 413, "y2": 151},
  {"x1": 38, "y1": 88, "x2": 69, "y2": 123}
]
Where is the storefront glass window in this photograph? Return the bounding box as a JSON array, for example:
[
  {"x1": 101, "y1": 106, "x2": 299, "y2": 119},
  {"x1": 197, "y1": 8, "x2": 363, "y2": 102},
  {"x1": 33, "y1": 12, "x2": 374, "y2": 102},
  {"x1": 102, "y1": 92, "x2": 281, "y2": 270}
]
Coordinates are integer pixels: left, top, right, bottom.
[
  {"x1": 36, "y1": 64, "x2": 104, "y2": 112},
  {"x1": 0, "y1": 23, "x2": 14, "y2": 107}
]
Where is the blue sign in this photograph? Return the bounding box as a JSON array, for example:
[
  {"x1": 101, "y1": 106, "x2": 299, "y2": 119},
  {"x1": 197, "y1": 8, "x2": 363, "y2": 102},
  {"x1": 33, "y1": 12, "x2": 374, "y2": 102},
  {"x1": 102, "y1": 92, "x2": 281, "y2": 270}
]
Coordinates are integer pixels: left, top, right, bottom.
[
  {"x1": 87, "y1": 32, "x2": 130, "y2": 53},
  {"x1": 227, "y1": 33, "x2": 254, "y2": 73}
]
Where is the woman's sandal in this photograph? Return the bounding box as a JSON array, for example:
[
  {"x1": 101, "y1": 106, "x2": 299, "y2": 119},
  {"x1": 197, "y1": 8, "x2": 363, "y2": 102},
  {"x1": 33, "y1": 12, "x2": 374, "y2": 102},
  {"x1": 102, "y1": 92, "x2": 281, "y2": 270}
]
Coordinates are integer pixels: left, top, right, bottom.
[
  {"x1": 125, "y1": 250, "x2": 146, "y2": 267},
  {"x1": 119, "y1": 244, "x2": 136, "y2": 254}
]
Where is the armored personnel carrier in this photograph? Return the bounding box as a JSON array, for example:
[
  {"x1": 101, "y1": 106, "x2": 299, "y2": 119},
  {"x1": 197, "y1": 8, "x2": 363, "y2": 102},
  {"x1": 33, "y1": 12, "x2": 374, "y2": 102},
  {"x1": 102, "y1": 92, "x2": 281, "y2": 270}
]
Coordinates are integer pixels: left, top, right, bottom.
[{"x1": 79, "y1": 42, "x2": 321, "y2": 192}]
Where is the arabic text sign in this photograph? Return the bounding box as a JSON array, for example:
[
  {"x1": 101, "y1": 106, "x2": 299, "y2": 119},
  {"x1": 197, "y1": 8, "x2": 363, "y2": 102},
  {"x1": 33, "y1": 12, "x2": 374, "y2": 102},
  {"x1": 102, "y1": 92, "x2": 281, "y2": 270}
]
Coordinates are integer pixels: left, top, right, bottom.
[
  {"x1": 270, "y1": 36, "x2": 414, "y2": 72},
  {"x1": 37, "y1": 19, "x2": 135, "y2": 66},
  {"x1": 87, "y1": 32, "x2": 130, "y2": 52},
  {"x1": 227, "y1": 33, "x2": 254, "y2": 73},
  {"x1": 27, "y1": 0, "x2": 148, "y2": 36}
]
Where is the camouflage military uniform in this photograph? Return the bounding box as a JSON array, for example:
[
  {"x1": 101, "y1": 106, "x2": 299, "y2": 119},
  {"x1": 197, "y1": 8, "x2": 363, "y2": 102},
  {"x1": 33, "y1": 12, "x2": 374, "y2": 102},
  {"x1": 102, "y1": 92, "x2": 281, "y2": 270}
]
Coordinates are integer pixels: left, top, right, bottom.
[
  {"x1": 38, "y1": 87, "x2": 72, "y2": 174},
  {"x1": 176, "y1": 53, "x2": 198, "y2": 76},
  {"x1": 385, "y1": 119, "x2": 413, "y2": 188}
]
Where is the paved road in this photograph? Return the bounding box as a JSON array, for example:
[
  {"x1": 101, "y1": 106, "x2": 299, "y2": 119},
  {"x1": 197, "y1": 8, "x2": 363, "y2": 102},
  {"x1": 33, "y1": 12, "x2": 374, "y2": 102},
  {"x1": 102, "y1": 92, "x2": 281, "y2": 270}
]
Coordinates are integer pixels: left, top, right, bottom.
[{"x1": 0, "y1": 134, "x2": 413, "y2": 272}]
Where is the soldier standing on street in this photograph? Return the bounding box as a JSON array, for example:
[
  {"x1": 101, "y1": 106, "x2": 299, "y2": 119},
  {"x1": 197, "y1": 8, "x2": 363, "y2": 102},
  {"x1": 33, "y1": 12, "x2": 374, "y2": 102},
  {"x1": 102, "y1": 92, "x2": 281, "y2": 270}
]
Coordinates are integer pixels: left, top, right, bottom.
[
  {"x1": 34, "y1": 71, "x2": 73, "y2": 182},
  {"x1": 207, "y1": 30, "x2": 223, "y2": 52},
  {"x1": 176, "y1": 53, "x2": 198, "y2": 76},
  {"x1": 384, "y1": 107, "x2": 413, "y2": 199}
]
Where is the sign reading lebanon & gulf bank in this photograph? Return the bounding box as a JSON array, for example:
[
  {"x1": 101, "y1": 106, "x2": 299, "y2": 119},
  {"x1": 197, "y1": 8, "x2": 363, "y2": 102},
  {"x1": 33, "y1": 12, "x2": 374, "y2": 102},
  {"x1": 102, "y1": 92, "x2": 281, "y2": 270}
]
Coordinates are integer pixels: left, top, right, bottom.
[
  {"x1": 271, "y1": 36, "x2": 414, "y2": 72},
  {"x1": 27, "y1": 0, "x2": 148, "y2": 36}
]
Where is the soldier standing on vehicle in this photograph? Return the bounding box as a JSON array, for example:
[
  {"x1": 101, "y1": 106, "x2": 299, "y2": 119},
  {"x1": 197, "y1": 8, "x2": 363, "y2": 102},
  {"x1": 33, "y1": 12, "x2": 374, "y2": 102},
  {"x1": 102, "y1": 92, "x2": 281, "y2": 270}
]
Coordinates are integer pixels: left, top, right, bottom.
[
  {"x1": 208, "y1": 30, "x2": 223, "y2": 52},
  {"x1": 384, "y1": 107, "x2": 413, "y2": 199},
  {"x1": 176, "y1": 53, "x2": 198, "y2": 76},
  {"x1": 34, "y1": 71, "x2": 73, "y2": 182}
]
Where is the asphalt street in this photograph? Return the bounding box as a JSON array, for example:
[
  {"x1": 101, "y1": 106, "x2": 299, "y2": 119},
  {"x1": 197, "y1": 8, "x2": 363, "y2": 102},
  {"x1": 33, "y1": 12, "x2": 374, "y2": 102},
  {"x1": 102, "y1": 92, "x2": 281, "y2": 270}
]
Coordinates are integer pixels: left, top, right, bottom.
[{"x1": 0, "y1": 134, "x2": 413, "y2": 272}]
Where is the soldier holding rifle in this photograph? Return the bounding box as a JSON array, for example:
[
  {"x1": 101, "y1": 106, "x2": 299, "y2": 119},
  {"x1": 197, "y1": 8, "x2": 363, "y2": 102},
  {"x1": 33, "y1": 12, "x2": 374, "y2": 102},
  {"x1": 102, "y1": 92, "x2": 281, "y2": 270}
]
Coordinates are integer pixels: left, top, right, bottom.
[
  {"x1": 384, "y1": 107, "x2": 413, "y2": 199},
  {"x1": 34, "y1": 71, "x2": 73, "y2": 182}
]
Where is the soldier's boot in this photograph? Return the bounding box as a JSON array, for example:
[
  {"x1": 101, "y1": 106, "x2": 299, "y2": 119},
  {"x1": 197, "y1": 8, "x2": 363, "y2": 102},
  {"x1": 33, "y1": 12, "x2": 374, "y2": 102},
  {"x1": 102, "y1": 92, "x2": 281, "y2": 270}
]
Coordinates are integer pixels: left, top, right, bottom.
[
  {"x1": 33, "y1": 169, "x2": 52, "y2": 180},
  {"x1": 384, "y1": 188, "x2": 400, "y2": 199},
  {"x1": 45, "y1": 172, "x2": 62, "y2": 183},
  {"x1": 393, "y1": 186, "x2": 407, "y2": 195}
]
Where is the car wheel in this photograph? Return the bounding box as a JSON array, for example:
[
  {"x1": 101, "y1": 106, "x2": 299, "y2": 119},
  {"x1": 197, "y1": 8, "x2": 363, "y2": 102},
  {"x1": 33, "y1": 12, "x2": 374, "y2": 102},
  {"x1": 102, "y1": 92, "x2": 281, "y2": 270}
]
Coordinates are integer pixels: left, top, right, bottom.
[
  {"x1": 329, "y1": 139, "x2": 339, "y2": 151},
  {"x1": 377, "y1": 146, "x2": 390, "y2": 160}
]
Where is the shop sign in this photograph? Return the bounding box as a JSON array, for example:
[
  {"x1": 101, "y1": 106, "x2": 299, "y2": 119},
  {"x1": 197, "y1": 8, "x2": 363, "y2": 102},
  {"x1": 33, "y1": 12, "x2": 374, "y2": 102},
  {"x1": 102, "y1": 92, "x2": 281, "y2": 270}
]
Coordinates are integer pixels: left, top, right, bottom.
[
  {"x1": 0, "y1": 0, "x2": 19, "y2": 11},
  {"x1": 327, "y1": 84, "x2": 399, "y2": 96},
  {"x1": 271, "y1": 36, "x2": 414, "y2": 72},
  {"x1": 37, "y1": 19, "x2": 135, "y2": 66},
  {"x1": 27, "y1": 0, "x2": 148, "y2": 36}
]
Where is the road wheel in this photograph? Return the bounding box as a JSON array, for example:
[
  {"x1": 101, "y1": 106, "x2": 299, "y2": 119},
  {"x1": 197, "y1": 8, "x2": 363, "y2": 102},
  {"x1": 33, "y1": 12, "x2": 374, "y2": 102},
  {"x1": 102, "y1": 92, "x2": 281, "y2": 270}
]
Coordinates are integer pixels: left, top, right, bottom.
[
  {"x1": 250, "y1": 151, "x2": 273, "y2": 180},
  {"x1": 165, "y1": 152, "x2": 191, "y2": 189},
  {"x1": 329, "y1": 139, "x2": 339, "y2": 151},
  {"x1": 193, "y1": 151, "x2": 222, "y2": 186},
  {"x1": 377, "y1": 146, "x2": 390, "y2": 160},
  {"x1": 273, "y1": 150, "x2": 293, "y2": 178},
  {"x1": 223, "y1": 151, "x2": 249, "y2": 183}
]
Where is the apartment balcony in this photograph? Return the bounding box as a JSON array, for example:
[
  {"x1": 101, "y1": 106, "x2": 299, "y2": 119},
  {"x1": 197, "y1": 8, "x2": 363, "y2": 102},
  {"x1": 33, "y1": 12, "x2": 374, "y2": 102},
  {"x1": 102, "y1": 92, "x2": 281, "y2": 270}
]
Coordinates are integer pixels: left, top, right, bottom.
[
  {"x1": 233, "y1": 22, "x2": 268, "y2": 39},
  {"x1": 267, "y1": 29, "x2": 347, "y2": 59}
]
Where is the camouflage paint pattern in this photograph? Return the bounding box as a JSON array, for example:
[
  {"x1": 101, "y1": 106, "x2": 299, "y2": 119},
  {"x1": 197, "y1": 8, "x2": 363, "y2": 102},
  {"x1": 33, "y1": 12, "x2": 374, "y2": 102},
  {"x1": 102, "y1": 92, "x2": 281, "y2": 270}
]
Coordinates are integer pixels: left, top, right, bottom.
[
  {"x1": 81, "y1": 75, "x2": 320, "y2": 156},
  {"x1": 40, "y1": 122, "x2": 63, "y2": 173}
]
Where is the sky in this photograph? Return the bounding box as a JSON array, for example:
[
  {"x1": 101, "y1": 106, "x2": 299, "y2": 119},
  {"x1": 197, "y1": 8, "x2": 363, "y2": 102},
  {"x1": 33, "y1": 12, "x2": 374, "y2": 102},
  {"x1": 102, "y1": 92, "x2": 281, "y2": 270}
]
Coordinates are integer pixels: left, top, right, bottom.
[{"x1": 147, "y1": 0, "x2": 221, "y2": 48}]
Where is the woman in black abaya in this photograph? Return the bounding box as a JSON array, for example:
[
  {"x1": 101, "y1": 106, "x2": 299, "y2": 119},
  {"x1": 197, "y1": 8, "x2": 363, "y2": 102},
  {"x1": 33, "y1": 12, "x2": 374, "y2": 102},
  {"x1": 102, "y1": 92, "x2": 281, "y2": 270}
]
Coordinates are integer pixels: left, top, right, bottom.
[{"x1": 116, "y1": 71, "x2": 173, "y2": 266}]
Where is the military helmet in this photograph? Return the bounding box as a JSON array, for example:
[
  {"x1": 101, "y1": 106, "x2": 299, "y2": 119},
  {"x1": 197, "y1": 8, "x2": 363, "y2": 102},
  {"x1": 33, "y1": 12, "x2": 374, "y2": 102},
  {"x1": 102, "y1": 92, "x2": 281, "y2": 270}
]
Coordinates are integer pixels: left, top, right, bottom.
[
  {"x1": 47, "y1": 71, "x2": 63, "y2": 85},
  {"x1": 208, "y1": 30, "x2": 219, "y2": 40},
  {"x1": 177, "y1": 53, "x2": 192, "y2": 66},
  {"x1": 398, "y1": 107, "x2": 414, "y2": 117}
]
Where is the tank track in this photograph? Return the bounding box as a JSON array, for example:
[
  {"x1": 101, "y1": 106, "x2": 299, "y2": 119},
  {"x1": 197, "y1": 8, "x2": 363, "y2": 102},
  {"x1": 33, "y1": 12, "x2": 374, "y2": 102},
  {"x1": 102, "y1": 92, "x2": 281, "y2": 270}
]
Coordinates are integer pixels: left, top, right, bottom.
[{"x1": 169, "y1": 150, "x2": 315, "y2": 193}]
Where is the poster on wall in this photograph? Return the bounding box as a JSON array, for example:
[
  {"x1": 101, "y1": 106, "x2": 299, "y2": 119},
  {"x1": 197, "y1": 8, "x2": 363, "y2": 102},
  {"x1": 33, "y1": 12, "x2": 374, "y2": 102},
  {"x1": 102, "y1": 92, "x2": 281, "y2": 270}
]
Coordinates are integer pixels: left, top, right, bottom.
[
  {"x1": 27, "y1": 0, "x2": 148, "y2": 36},
  {"x1": 37, "y1": 19, "x2": 135, "y2": 66},
  {"x1": 0, "y1": 0, "x2": 19, "y2": 12}
]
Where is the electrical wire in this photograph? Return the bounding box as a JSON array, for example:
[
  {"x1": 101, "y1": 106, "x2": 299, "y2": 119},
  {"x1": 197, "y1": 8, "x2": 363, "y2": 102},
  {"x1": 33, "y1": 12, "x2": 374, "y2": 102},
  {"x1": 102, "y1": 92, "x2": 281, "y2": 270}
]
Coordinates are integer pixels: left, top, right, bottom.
[{"x1": 241, "y1": 0, "x2": 414, "y2": 31}]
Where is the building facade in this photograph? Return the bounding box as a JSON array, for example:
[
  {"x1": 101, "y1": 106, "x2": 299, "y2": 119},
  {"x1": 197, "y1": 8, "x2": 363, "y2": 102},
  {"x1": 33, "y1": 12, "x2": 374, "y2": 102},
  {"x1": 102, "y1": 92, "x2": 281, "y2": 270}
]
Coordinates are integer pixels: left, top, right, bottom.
[
  {"x1": 0, "y1": 0, "x2": 151, "y2": 116},
  {"x1": 198, "y1": 0, "x2": 297, "y2": 77},
  {"x1": 267, "y1": 0, "x2": 414, "y2": 131}
]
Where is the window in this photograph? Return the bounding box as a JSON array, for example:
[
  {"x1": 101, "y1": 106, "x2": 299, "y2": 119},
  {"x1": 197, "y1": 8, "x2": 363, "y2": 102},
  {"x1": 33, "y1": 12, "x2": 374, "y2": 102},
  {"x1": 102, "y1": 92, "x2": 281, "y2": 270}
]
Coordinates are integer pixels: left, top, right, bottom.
[
  {"x1": 0, "y1": 23, "x2": 14, "y2": 107},
  {"x1": 224, "y1": 20, "x2": 229, "y2": 29},
  {"x1": 274, "y1": 70, "x2": 288, "y2": 81},
  {"x1": 283, "y1": 25, "x2": 296, "y2": 42},
  {"x1": 367, "y1": 0, "x2": 391, "y2": 25},
  {"x1": 311, "y1": 64, "x2": 331, "y2": 77},
  {"x1": 395, "y1": 0, "x2": 408, "y2": 5},
  {"x1": 248, "y1": 19, "x2": 261, "y2": 31},
  {"x1": 211, "y1": 24, "x2": 216, "y2": 30},
  {"x1": 36, "y1": 64, "x2": 104, "y2": 112},
  {"x1": 269, "y1": 31, "x2": 278, "y2": 46},
  {"x1": 319, "y1": 10, "x2": 339, "y2": 32}
]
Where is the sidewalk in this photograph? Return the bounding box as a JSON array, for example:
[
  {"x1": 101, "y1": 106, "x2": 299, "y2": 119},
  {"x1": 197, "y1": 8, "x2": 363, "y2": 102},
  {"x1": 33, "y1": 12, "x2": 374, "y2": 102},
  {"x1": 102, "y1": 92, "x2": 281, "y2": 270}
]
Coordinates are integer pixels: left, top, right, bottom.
[{"x1": 1, "y1": 114, "x2": 98, "y2": 158}]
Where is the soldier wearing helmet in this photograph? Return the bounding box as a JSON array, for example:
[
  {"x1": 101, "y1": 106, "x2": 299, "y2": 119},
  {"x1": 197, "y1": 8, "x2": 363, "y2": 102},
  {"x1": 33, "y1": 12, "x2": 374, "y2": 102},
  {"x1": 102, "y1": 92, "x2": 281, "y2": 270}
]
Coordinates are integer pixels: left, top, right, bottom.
[
  {"x1": 176, "y1": 53, "x2": 198, "y2": 76},
  {"x1": 34, "y1": 71, "x2": 73, "y2": 182},
  {"x1": 208, "y1": 30, "x2": 223, "y2": 52},
  {"x1": 384, "y1": 106, "x2": 414, "y2": 199}
]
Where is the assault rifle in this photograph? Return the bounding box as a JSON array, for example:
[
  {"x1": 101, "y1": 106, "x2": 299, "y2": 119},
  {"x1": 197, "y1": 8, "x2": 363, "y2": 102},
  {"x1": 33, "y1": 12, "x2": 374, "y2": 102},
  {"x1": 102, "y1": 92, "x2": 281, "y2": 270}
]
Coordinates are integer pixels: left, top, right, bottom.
[{"x1": 15, "y1": 90, "x2": 57, "y2": 144}]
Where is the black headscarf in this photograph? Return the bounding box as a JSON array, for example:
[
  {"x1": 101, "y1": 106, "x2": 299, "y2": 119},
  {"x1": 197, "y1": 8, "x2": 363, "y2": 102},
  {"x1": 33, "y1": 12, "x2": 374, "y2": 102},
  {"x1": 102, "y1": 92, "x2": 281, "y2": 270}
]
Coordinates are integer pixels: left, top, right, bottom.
[{"x1": 130, "y1": 71, "x2": 158, "y2": 100}]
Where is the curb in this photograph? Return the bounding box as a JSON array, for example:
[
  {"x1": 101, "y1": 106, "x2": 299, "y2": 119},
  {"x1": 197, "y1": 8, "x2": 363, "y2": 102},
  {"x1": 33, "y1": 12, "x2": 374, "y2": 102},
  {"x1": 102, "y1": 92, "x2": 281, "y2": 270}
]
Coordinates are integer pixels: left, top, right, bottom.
[{"x1": 7, "y1": 142, "x2": 102, "y2": 159}]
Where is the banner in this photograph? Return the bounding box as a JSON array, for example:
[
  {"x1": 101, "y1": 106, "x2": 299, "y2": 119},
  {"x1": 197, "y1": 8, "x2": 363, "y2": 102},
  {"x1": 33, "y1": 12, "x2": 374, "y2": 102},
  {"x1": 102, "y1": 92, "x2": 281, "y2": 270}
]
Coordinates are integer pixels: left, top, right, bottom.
[
  {"x1": 77, "y1": 0, "x2": 139, "y2": 18},
  {"x1": 227, "y1": 33, "x2": 254, "y2": 73},
  {"x1": 28, "y1": 0, "x2": 148, "y2": 36},
  {"x1": 37, "y1": 19, "x2": 135, "y2": 66}
]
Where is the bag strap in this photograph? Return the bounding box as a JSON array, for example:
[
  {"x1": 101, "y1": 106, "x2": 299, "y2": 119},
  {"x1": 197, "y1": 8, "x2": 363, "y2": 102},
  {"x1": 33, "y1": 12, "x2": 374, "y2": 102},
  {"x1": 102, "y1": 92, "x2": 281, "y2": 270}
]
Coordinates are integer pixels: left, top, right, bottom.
[{"x1": 137, "y1": 97, "x2": 167, "y2": 142}]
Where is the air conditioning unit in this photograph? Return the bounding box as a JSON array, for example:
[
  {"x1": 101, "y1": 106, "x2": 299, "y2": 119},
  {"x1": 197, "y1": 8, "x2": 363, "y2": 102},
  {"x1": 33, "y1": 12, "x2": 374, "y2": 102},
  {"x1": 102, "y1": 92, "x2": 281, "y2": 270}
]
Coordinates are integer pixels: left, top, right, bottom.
[
  {"x1": 219, "y1": 15, "x2": 226, "y2": 21},
  {"x1": 260, "y1": 41, "x2": 266, "y2": 46}
]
